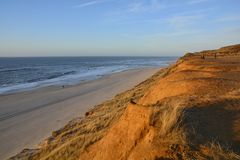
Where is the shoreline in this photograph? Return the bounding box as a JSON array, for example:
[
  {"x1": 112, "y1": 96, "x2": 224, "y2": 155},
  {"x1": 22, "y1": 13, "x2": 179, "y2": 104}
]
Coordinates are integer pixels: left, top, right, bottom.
[
  {"x1": 0, "y1": 67, "x2": 158, "y2": 96},
  {"x1": 0, "y1": 66, "x2": 168, "y2": 97},
  {"x1": 0, "y1": 67, "x2": 160, "y2": 160}
]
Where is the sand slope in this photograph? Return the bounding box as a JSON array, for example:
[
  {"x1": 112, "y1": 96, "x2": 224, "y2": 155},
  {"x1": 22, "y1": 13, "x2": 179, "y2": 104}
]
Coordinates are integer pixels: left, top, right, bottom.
[
  {"x1": 11, "y1": 44, "x2": 240, "y2": 160},
  {"x1": 80, "y1": 44, "x2": 240, "y2": 160}
]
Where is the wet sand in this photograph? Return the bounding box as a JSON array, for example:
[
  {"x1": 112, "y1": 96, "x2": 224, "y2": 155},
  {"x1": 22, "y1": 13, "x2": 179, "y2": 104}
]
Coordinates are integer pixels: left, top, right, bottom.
[{"x1": 0, "y1": 67, "x2": 159, "y2": 160}]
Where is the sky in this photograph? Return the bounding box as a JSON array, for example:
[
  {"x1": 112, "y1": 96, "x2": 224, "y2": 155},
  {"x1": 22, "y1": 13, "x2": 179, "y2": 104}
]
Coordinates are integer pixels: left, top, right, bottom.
[{"x1": 0, "y1": 0, "x2": 240, "y2": 57}]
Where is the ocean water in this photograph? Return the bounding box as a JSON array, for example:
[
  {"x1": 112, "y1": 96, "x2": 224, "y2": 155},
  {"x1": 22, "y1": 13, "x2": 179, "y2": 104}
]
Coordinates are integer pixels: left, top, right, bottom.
[{"x1": 0, "y1": 57, "x2": 177, "y2": 94}]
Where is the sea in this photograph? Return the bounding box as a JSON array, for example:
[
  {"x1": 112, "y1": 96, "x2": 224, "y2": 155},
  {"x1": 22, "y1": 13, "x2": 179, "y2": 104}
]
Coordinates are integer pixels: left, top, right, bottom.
[{"x1": 0, "y1": 57, "x2": 177, "y2": 94}]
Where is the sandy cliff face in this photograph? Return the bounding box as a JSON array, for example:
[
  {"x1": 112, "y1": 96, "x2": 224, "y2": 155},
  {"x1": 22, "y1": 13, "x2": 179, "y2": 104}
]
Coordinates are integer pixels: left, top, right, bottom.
[
  {"x1": 79, "y1": 44, "x2": 240, "y2": 160},
  {"x1": 11, "y1": 44, "x2": 240, "y2": 160}
]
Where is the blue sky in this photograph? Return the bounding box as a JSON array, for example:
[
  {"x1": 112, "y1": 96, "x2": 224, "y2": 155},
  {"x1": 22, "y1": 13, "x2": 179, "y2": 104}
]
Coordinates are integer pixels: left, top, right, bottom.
[{"x1": 0, "y1": 0, "x2": 240, "y2": 56}]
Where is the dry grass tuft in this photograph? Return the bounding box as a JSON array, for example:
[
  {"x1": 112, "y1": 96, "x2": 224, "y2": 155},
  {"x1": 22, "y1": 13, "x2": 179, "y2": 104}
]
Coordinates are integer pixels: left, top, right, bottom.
[
  {"x1": 199, "y1": 142, "x2": 240, "y2": 160},
  {"x1": 157, "y1": 104, "x2": 184, "y2": 137},
  {"x1": 148, "y1": 99, "x2": 187, "y2": 145}
]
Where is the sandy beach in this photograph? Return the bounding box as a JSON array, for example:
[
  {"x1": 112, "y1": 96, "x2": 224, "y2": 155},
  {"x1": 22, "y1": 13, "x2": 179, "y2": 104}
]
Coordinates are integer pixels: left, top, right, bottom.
[{"x1": 0, "y1": 67, "x2": 159, "y2": 160}]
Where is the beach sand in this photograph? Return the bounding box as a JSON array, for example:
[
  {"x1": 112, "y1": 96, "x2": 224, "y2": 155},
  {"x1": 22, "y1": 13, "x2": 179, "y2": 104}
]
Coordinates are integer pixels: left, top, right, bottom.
[{"x1": 0, "y1": 67, "x2": 159, "y2": 160}]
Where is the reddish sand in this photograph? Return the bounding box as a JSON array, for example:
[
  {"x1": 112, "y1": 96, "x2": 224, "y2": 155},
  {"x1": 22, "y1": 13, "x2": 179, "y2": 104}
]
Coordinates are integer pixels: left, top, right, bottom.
[{"x1": 80, "y1": 45, "x2": 240, "y2": 159}]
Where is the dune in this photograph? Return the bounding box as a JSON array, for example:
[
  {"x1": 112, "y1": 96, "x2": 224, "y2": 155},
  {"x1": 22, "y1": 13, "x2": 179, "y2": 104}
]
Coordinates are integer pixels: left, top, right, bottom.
[{"x1": 11, "y1": 44, "x2": 240, "y2": 160}]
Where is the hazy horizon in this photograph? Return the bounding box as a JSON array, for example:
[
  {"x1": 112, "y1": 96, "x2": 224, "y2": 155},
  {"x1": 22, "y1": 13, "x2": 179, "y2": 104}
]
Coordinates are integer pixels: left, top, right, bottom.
[
  {"x1": 0, "y1": 0, "x2": 240, "y2": 57},
  {"x1": 0, "y1": 55, "x2": 178, "y2": 58}
]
